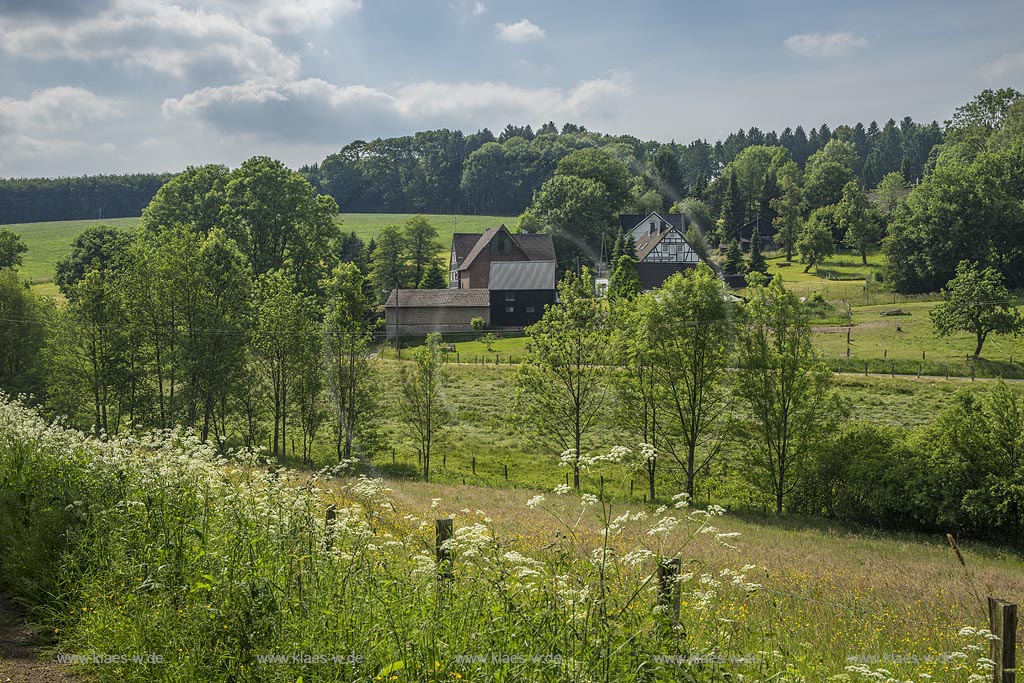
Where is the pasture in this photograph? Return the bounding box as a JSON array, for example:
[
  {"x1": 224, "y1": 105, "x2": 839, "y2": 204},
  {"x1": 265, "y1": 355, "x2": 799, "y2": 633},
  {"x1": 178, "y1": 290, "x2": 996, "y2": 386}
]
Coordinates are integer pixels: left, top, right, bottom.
[
  {"x1": 5, "y1": 213, "x2": 517, "y2": 286},
  {"x1": 368, "y1": 361, "x2": 978, "y2": 494}
]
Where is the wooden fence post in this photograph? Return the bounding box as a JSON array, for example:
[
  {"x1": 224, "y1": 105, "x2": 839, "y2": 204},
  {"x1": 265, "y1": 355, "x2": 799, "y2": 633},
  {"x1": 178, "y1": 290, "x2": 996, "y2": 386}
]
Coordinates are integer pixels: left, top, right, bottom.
[
  {"x1": 988, "y1": 597, "x2": 1017, "y2": 683},
  {"x1": 471, "y1": 456, "x2": 476, "y2": 475},
  {"x1": 657, "y1": 558, "x2": 682, "y2": 624},
  {"x1": 324, "y1": 505, "x2": 336, "y2": 551},
  {"x1": 504, "y1": 464, "x2": 508, "y2": 481},
  {"x1": 436, "y1": 518, "x2": 454, "y2": 581}
]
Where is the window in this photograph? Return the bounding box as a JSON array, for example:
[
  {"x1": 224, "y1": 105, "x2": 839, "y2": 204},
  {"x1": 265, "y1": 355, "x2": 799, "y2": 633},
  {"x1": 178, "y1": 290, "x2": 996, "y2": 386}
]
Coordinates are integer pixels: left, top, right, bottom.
[
  {"x1": 526, "y1": 306, "x2": 535, "y2": 313},
  {"x1": 505, "y1": 291, "x2": 515, "y2": 301},
  {"x1": 505, "y1": 306, "x2": 515, "y2": 313}
]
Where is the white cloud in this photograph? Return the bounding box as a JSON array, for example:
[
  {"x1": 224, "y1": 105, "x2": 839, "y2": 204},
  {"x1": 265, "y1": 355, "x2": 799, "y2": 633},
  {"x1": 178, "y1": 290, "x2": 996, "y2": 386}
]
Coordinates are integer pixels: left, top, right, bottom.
[
  {"x1": 783, "y1": 31, "x2": 868, "y2": 58},
  {"x1": 162, "y1": 74, "x2": 632, "y2": 142},
  {"x1": 981, "y1": 52, "x2": 1024, "y2": 81},
  {"x1": 0, "y1": 86, "x2": 122, "y2": 134},
  {"x1": 0, "y1": 1, "x2": 308, "y2": 81},
  {"x1": 451, "y1": 0, "x2": 485, "y2": 18},
  {"x1": 497, "y1": 18, "x2": 545, "y2": 43},
  {"x1": 202, "y1": 0, "x2": 362, "y2": 34}
]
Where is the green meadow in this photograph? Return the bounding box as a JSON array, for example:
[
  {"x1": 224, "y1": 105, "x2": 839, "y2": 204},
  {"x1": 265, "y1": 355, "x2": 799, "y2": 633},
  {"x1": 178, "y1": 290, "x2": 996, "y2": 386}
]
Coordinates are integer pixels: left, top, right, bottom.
[{"x1": 6, "y1": 213, "x2": 518, "y2": 285}]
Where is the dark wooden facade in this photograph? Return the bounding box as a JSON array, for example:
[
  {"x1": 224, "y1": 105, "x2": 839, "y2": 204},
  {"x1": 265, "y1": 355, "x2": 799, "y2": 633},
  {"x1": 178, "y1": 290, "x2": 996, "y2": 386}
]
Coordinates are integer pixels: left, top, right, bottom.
[{"x1": 488, "y1": 289, "x2": 556, "y2": 327}]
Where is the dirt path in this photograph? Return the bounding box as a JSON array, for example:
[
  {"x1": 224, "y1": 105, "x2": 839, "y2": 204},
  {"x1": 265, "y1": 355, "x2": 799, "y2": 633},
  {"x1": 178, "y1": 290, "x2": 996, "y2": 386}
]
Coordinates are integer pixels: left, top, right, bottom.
[{"x1": 0, "y1": 596, "x2": 79, "y2": 683}]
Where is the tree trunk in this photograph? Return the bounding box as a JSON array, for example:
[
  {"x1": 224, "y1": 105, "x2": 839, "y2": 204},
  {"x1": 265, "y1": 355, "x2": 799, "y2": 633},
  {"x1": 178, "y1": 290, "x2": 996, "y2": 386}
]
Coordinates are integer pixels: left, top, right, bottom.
[
  {"x1": 861, "y1": 249, "x2": 868, "y2": 266},
  {"x1": 686, "y1": 443, "x2": 696, "y2": 501},
  {"x1": 974, "y1": 331, "x2": 986, "y2": 358},
  {"x1": 648, "y1": 461, "x2": 655, "y2": 503}
]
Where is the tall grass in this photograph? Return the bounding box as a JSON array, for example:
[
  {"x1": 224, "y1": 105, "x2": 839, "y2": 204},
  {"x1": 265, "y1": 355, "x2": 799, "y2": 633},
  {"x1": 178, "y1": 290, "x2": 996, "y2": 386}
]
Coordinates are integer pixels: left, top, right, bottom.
[{"x1": 0, "y1": 395, "x2": 998, "y2": 682}]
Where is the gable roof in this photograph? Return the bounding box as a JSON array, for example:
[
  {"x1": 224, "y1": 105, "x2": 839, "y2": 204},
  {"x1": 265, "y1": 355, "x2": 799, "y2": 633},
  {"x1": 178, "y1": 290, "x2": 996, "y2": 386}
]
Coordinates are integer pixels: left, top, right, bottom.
[
  {"x1": 618, "y1": 211, "x2": 685, "y2": 234},
  {"x1": 458, "y1": 225, "x2": 508, "y2": 270},
  {"x1": 488, "y1": 260, "x2": 557, "y2": 290},
  {"x1": 451, "y1": 225, "x2": 556, "y2": 270},
  {"x1": 385, "y1": 288, "x2": 490, "y2": 308},
  {"x1": 634, "y1": 226, "x2": 696, "y2": 262}
]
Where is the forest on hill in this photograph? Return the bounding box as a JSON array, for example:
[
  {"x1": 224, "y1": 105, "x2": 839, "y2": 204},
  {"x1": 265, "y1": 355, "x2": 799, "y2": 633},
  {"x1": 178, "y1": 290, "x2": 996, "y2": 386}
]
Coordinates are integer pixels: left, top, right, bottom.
[{"x1": 2, "y1": 113, "x2": 940, "y2": 225}]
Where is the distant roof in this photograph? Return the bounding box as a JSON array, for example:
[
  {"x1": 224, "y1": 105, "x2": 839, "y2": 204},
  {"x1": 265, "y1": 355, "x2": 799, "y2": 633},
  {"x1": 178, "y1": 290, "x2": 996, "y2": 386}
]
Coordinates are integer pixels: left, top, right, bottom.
[
  {"x1": 385, "y1": 288, "x2": 489, "y2": 308},
  {"x1": 451, "y1": 225, "x2": 556, "y2": 270},
  {"x1": 451, "y1": 233, "x2": 480, "y2": 265},
  {"x1": 618, "y1": 212, "x2": 685, "y2": 234},
  {"x1": 514, "y1": 233, "x2": 557, "y2": 261},
  {"x1": 636, "y1": 262, "x2": 699, "y2": 290},
  {"x1": 488, "y1": 260, "x2": 557, "y2": 290}
]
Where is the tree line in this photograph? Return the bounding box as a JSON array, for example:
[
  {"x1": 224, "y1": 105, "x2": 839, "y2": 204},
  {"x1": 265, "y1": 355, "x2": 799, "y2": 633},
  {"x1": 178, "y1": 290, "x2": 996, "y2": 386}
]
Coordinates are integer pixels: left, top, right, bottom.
[
  {"x1": 2, "y1": 110, "x2": 944, "y2": 227},
  {"x1": 0, "y1": 174, "x2": 173, "y2": 224},
  {"x1": 302, "y1": 116, "x2": 944, "y2": 221}
]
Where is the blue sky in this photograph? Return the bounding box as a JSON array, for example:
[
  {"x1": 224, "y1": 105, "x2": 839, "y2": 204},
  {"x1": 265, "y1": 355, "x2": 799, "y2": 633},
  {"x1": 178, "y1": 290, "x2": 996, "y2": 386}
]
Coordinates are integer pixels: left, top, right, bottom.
[{"x1": 0, "y1": 0, "x2": 1022, "y2": 177}]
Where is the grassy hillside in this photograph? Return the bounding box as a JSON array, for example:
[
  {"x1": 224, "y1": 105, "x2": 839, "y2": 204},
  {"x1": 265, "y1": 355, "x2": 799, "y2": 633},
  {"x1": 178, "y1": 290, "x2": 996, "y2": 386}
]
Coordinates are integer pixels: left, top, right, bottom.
[
  {"x1": 6, "y1": 217, "x2": 140, "y2": 283},
  {"x1": 6, "y1": 213, "x2": 517, "y2": 285}
]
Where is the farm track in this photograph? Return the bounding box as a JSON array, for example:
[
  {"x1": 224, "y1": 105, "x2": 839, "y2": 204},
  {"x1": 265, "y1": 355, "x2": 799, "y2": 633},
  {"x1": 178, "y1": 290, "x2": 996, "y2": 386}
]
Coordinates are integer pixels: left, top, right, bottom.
[
  {"x1": 834, "y1": 371, "x2": 1024, "y2": 383},
  {"x1": 0, "y1": 596, "x2": 79, "y2": 682}
]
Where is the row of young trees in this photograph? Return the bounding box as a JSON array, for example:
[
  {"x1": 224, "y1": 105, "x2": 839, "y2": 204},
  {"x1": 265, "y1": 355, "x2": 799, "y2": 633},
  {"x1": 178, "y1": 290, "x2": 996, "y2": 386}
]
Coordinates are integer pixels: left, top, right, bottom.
[
  {"x1": 516, "y1": 265, "x2": 839, "y2": 515},
  {"x1": 513, "y1": 265, "x2": 1024, "y2": 545}
]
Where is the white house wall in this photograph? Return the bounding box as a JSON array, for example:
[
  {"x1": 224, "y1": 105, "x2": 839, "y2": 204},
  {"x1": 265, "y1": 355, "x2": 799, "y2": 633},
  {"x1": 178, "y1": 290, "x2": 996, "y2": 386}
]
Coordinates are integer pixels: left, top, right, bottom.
[{"x1": 642, "y1": 231, "x2": 700, "y2": 264}]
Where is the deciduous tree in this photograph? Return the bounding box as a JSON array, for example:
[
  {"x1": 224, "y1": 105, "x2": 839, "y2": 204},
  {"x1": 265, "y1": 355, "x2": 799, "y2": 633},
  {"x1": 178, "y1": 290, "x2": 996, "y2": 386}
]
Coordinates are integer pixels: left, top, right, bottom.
[
  {"x1": 399, "y1": 333, "x2": 449, "y2": 481},
  {"x1": 930, "y1": 260, "x2": 1022, "y2": 358},
  {"x1": 516, "y1": 269, "x2": 609, "y2": 489},
  {"x1": 734, "y1": 275, "x2": 842, "y2": 514},
  {"x1": 647, "y1": 265, "x2": 733, "y2": 500}
]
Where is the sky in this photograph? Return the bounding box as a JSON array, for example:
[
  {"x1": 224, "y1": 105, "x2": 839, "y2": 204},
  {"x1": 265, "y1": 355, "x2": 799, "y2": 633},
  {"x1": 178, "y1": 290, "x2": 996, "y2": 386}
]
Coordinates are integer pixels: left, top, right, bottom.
[{"x1": 1, "y1": 0, "x2": 1023, "y2": 178}]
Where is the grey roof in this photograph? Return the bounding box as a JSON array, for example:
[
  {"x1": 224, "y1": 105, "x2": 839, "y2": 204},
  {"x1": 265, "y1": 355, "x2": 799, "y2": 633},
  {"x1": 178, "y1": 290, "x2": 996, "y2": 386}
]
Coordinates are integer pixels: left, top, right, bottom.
[
  {"x1": 488, "y1": 260, "x2": 557, "y2": 291},
  {"x1": 385, "y1": 288, "x2": 490, "y2": 308},
  {"x1": 636, "y1": 262, "x2": 699, "y2": 290},
  {"x1": 514, "y1": 233, "x2": 556, "y2": 261}
]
